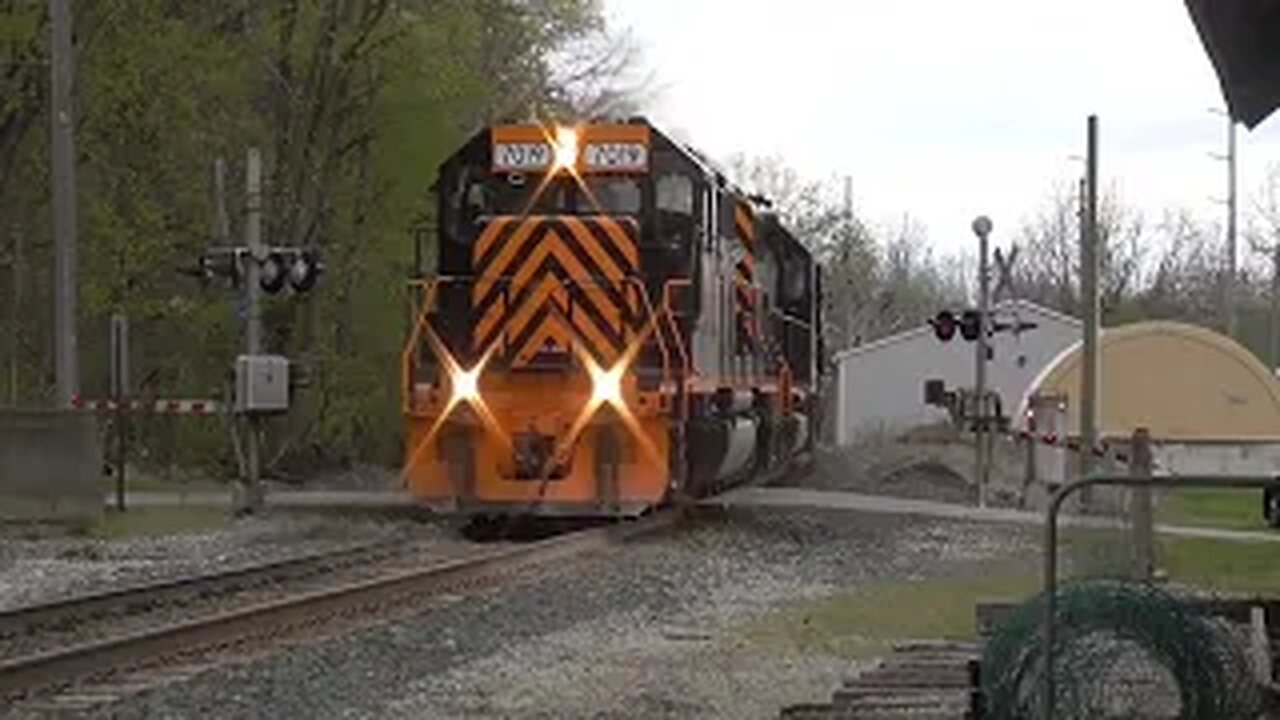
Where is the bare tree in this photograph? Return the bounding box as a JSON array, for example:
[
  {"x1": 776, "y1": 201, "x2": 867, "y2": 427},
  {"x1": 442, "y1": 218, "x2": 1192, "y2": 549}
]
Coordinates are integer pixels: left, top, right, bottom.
[
  {"x1": 1136, "y1": 209, "x2": 1221, "y2": 325},
  {"x1": 545, "y1": 26, "x2": 654, "y2": 117},
  {"x1": 1013, "y1": 181, "x2": 1146, "y2": 320}
]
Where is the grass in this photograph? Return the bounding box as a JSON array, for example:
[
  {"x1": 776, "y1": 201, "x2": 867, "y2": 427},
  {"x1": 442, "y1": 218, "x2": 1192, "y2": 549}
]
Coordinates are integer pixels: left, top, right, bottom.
[
  {"x1": 91, "y1": 506, "x2": 230, "y2": 539},
  {"x1": 743, "y1": 571, "x2": 1038, "y2": 659},
  {"x1": 1155, "y1": 488, "x2": 1264, "y2": 531},
  {"x1": 741, "y1": 534, "x2": 1280, "y2": 662},
  {"x1": 1158, "y1": 535, "x2": 1280, "y2": 595}
]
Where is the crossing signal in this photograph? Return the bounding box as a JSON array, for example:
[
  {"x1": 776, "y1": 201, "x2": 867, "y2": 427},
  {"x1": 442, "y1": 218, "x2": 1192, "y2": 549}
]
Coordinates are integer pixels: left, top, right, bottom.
[
  {"x1": 930, "y1": 307, "x2": 1039, "y2": 344},
  {"x1": 930, "y1": 309, "x2": 986, "y2": 343},
  {"x1": 183, "y1": 247, "x2": 323, "y2": 295},
  {"x1": 960, "y1": 310, "x2": 982, "y2": 342},
  {"x1": 260, "y1": 252, "x2": 288, "y2": 294},
  {"x1": 258, "y1": 248, "x2": 323, "y2": 295},
  {"x1": 287, "y1": 249, "x2": 322, "y2": 292},
  {"x1": 930, "y1": 310, "x2": 957, "y2": 341}
]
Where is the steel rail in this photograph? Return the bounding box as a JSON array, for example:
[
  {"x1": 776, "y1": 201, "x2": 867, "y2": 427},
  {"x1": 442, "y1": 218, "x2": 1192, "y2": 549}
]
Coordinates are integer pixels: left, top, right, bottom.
[
  {"x1": 0, "y1": 510, "x2": 678, "y2": 706},
  {"x1": 0, "y1": 537, "x2": 405, "y2": 649}
]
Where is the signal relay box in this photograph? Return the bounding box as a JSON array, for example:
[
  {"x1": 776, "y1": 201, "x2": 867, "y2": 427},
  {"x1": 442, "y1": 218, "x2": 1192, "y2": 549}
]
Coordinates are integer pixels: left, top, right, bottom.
[{"x1": 235, "y1": 355, "x2": 290, "y2": 413}]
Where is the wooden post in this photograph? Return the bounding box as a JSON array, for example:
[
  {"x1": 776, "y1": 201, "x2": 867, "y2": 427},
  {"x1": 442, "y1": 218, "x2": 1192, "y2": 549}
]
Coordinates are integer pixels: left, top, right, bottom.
[
  {"x1": 110, "y1": 313, "x2": 129, "y2": 512},
  {"x1": 1130, "y1": 427, "x2": 1154, "y2": 580}
]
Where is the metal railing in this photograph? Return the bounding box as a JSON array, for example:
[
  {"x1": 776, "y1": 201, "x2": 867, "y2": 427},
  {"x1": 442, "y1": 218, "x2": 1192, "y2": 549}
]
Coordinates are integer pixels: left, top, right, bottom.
[{"x1": 1040, "y1": 469, "x2": 1279, "y2": 719}]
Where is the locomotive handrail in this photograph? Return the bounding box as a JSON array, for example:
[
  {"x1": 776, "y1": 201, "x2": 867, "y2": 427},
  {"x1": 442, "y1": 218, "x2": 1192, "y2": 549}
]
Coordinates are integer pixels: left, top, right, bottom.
[
  {"x1": 401, "y1": 278, "x2": 443, "y2": 415},
  {"x1": 660, "y1": 278, "x2": 694, "y2": 416},
  {"x1": 621, "y1": 277, "x2": 673, "y2": 388}
]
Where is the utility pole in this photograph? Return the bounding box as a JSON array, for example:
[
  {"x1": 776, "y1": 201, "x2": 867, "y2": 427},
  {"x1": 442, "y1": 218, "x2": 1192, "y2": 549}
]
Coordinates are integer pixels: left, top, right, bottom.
[
  {"x1": 1272, "y1": 242, "x2": 1280, "y2": 371},
  {"x1": 239, "y1": 148, "x2": 265, "y2": 515},
  {"x1": 972, "y1": 215, "x2": 994, "y2": 507},
  {"x1": 1080, "y1": 116, "x2": 1101, "y2": 506},
  {"x1": 50, "y1": 0, "x2": 79, "y2": 407},
  {"x1": 1208, "y1": 107, "x2": 1239, "y2": 338},
  {"x1": 1227, "y1": 117, "x2": 1238, "y2": 340}
]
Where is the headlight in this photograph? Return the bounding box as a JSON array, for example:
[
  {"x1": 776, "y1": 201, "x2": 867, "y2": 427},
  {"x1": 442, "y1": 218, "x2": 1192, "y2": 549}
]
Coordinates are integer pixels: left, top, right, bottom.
[
  {"x1": 553, "y1": 126, "x2": 579, "y2": 172},
  {"x1": 450, "y1": 364, "x2": 482, "y2": 405},
  {"x1": 587, "y1": 359, "x2": 625, "y2": 409}
]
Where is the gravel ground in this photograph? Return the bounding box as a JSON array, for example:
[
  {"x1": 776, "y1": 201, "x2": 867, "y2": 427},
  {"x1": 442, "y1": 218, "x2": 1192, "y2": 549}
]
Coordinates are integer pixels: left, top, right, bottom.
[
  {"x1": 0, "y1": 513, "x2": 453, "y2": 612},
  {"x1": 97, "y1": 506, "x2": 1037, "y2": 720}
]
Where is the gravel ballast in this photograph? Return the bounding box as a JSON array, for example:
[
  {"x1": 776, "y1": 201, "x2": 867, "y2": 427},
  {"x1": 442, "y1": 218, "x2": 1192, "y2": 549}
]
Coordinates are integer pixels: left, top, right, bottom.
[{"x1": 93, "y1": 506, "x2": 1037, "y2": 720}]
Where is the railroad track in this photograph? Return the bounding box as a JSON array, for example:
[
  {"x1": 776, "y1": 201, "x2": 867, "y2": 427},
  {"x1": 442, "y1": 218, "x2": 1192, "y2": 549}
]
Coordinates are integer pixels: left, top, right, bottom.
[
  {"x1": 0, "y1": 511, "x2": 678, "y2": 716},
  {"x1": 0, "y1": 536, "x2": 411, "y2": 658}
]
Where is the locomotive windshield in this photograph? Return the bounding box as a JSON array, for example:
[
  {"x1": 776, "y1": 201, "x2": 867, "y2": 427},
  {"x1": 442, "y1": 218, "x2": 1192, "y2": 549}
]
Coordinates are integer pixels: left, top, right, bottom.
[{"x1": 444, "y1": 166, "x2": 646, "y2": 244}]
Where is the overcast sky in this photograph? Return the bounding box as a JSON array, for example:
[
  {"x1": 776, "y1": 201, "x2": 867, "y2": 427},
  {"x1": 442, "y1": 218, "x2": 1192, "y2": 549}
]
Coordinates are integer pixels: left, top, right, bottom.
[{"x1": 606, "y1": 0, "x2": 1280, "y2": 258}]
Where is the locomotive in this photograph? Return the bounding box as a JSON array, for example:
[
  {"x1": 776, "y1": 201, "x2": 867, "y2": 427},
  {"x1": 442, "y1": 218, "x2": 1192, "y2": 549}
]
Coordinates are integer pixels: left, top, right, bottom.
[{"x1": 401, "y1": 118, "x2": 824, "y2": 517}]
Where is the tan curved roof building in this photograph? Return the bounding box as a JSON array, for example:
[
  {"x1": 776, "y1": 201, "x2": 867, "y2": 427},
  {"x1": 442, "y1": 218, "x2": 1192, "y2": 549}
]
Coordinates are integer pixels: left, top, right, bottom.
[{"x1": 1021, "y1": 321, "x2": 1280, "y2": 441}]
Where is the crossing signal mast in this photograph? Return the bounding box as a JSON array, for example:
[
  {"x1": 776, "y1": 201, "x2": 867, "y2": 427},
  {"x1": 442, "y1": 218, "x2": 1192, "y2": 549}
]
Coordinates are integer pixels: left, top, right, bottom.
[{"x1": 177, "y1": 150, "x2": 325, "y2": 515}]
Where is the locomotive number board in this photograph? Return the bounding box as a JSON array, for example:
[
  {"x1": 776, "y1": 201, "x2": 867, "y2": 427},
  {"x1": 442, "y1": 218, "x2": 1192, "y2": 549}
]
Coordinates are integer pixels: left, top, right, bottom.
[{"x1": 491, "y1": 124, "x2": 651, "y2": 174}]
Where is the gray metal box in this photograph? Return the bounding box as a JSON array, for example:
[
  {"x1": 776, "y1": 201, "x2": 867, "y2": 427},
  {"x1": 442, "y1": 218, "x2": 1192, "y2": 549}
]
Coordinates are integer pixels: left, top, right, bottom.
[{"x1": 235, "y1": 355, "x2": 290, "y2": 413}]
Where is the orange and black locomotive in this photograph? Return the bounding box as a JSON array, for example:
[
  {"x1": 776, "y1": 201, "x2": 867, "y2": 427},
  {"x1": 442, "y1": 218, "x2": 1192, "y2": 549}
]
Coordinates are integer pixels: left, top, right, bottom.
[{"x1": 402, "y1": 118, "x2": 823, "y2": 517}]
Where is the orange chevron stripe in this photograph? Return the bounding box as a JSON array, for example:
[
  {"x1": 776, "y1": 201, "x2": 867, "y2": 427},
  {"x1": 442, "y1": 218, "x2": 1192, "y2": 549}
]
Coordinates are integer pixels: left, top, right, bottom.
[
  {"x1": 561, "y1": 216, "x2": 625, "y2": 282},
  {"x1": 593, "y1": 216, "x2": 639, "y2": 268},
  {"x1": 473, "y1": 217, "x2": 540, "y2": 302},
  {"x1": 574, "y1": 296, "x2": 618, "y2": 359},
  {"x1": 511, "y1": 228, "x2": 586, "y2": 294},
  {"x1": 512, "y1": 306, "x2": 616, "y2": 366},
  {"x1": 576, "y1": 281, "x2": 624, "y2": 340},
  {"x1": 508, "y1": 231, "x2": 622, "y2": 330},
  {"x1": 475, "y1": 215, "x2": 512, "y2": 261},
  {"x1": 504, "y1": 274, "x2": 570, "y2": 345},
  {"x1": 475, "y1": 296, "x2": 504, "y2": 348},
  {"x1": 513, "y1": 316, "x2": 572, "y2": 364}
]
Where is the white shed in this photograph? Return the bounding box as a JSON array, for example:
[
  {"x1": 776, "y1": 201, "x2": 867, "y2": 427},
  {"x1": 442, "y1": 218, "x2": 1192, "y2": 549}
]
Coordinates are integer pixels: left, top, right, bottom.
[{"x1": 834, "y1": 300, "x2": 1081, "y2": 445}]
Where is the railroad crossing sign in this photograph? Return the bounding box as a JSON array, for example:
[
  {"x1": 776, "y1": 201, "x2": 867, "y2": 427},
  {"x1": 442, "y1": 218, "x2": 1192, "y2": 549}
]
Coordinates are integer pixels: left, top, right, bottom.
[{"x1": 993, "y1": 245, "x2": 1019, "y2": 301}]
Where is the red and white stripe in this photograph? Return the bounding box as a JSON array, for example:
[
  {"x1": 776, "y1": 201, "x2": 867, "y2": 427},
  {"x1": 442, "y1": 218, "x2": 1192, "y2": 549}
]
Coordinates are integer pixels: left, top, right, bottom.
[
  {"x1": 72, "y1": 397, "x2": 221, "y2": 415},
  {"x1": 1007, "y1": 428, "x2": 1132, "y2": 465}
]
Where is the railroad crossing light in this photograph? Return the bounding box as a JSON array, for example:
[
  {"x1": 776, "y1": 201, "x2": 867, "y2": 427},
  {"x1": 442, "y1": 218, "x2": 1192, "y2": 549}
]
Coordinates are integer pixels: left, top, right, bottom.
[
  {"x1": 288, "y1": 249, "x2": 322, "y2": 292},
  {"x1": 960, "y1": 310, "x2": 982, "y2": 342},
  {"x1": 260, "y1": 252, "x2": 288, "y2": 294},
  {"x1": 930, "y1": 310, "x2": 957, "y2": 342},
  {"x1": 259, "y1": 249, "x2": 322, "y2": 294}
]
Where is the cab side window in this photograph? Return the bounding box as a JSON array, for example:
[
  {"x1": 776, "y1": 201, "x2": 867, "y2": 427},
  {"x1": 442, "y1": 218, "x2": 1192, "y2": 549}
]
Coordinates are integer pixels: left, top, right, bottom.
[
  {"x1": 656, "y1": 174, "x2": 694, "y2": 214},
  {"x1": 654, "y1": 174, "x2": 695, "y2": 253}
]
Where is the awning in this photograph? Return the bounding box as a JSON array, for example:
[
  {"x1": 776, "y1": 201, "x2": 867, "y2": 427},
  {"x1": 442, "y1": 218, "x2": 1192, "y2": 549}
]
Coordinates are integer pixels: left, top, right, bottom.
[{"x1": 1185, "y1": 0, "x2": 1280, "y2": 129}]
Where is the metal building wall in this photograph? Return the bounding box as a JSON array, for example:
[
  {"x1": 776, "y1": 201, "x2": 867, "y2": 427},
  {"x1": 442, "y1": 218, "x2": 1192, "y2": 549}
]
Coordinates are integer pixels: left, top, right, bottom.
[{"x1": 834, "y1": 301, "x2": 1081, "y2": 446}]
